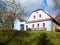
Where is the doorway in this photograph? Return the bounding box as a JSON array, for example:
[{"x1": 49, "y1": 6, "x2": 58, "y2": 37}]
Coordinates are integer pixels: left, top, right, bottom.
[{"x1": 20, "y1": 24, "x2": 24, "y2": 31}]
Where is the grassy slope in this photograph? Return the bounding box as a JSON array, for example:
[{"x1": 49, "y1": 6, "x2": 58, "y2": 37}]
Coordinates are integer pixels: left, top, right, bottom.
[
  {"x1": 0, "y1": 31, "x2": 60, "y2": 45},
  {"x1": 0, "y1": 26, "x2": 11, "y2": 30}
]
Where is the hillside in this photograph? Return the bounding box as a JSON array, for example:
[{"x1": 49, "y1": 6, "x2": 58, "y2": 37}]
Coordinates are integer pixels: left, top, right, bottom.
[{"x1": 0, "y1": 30, "x2": 60, "y2": 45}]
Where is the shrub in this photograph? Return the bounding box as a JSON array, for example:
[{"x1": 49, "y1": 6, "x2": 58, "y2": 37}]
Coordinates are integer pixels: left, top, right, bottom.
[
  {"x1": 37, "y1": 33, "x2": 53, "y2": 45},
  {"x1": 0, "y1": 31, "x2": 60, "y2": 45}
]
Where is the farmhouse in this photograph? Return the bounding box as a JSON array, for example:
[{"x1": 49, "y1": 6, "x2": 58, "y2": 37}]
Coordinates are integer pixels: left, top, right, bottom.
[{"x1": 14, "y1": 8, "x2": 60, "y2": 31}]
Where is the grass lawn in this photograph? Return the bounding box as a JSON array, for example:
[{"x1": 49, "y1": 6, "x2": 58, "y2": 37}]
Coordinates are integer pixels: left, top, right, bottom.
[{"x1": 0, "y1": 30, "x2": 60, "y2": 45}]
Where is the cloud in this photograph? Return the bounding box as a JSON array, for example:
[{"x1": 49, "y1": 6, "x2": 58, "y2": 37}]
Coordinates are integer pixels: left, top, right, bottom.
[
  {"x1": 19, "y1": 0, "x2": 43, "y2": 10},
  {"x1": 17, "y1": 0, "x2": 44, "y2": 19},
  {"x1": 19, "y1": 0, "x2": 43, "y2": 4},
  {"x1": 4, "y1": 0, "x2": 60, "y2": 18},
  {"x1": 46, "y1": 0, "x2": 56, "y2": 16},
  {"x1": 46, "y1": 0, "x2": 60, "y2": 17}
]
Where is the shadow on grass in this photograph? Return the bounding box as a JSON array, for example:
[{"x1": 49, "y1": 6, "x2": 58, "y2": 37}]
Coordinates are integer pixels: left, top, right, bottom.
[
  {"x1": 0, "y1": 30, "x2": 30, "y2": 45},
  {"x1": 0, "y1": 42, "x2": 4, "y2": 45},
  {"x1": 37, "y1": 33, "x2": 54, "y2": 45}
]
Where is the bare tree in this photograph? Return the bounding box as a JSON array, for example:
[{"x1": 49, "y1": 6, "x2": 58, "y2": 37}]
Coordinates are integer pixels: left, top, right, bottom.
[
  {"x1": 0, "y1": 1, "x2": 6, "y2": 25},
  {"x1": 4, "y1": 0, "x2": 24, "y2": 29}
]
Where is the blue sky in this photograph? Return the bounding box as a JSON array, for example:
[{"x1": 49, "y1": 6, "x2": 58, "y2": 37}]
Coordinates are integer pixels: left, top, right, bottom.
[
  {"x1": 19, "y1": 0, "x2": 48, "y2": 19},
  {"x1": 15, "y1": 0, "x2": 60, "y2": 19},
  {"x1": 2, "y1": 0, "x2": 60, "y2": 19}
]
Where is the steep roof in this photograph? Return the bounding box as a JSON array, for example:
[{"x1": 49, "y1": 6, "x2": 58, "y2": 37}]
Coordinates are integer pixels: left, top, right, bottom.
[
  {"x1": 42, "y1": 10, "x2": 60, "y2": 26},
  {"x1": 33, "y1": 8, "x2": 42, "y2": 12},
  {"x1": 27, "y1": 8, "x2": 60, "y2": 26},
  {"x1": 18, "y1": 18, "x2": 26, "y2": 22},
  {"x1": 55, "y1": 15, "x2": 60, "y2": 24},
  {"x1": 27, "y1": 8, "x2": 52, "y2": 22}
]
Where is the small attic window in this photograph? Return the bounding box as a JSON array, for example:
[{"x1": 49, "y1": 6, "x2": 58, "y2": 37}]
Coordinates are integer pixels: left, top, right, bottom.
[
  {"x1": 39, "y1": 14, "x2": 41, "y2": 18},
  {"x1": 36, "y1": 12, "x2": 38, "y2": 13},
  {"x1": 34, "y1": 16, "x2": 35, "y2": 19},
  {"x1": 26, "y1": 25, "x2": 28, "y2": 29}
]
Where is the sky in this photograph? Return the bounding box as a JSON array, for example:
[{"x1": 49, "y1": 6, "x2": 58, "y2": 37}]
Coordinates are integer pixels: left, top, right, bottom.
[
  {"x1": 15, "y1": 0, "x2": 60, "y2": 19},
  {"x1": 1, "y1": 0, "x2": 60, "y2": 19},
  {"x1": 19, "y1": 0, "x2": 48, "y2": 19}
]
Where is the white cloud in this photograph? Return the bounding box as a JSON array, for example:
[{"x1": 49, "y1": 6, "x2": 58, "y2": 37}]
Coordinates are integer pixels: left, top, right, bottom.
[
  {"x1": 19, "y1": 0, "x2": 42, "y2": 4},
  {"x1": 3, "y1": 0, "x2": 60, "y2": 17},
  {"x1": 46, "y1": 0, "x2": 60, "y2": 16}
]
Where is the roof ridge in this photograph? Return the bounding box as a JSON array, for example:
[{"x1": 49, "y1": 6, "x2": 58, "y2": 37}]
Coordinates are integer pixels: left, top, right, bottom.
[{"x1": 33, "y1": 8, "x2": 42, "y2": 12}]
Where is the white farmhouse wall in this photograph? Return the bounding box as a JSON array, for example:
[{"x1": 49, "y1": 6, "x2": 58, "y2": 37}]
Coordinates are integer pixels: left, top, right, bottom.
[
  {"x1": 14, "y1": 19, "x2": 20, "y2": 30},
  {"x1": 27, "y1": 10, "x2": 50, "y2": 21},
  {"x1": 27, "y1": 20, "x2": 52, "y2": 31},
  {"x1": 14, "y1": 19, "x2": 26, "y2": 30},
  {"x1": 19, "y1": 22, "x2": 26, "y2": 31},
  {"x1": 14, "y1": 9, "x2": 52, "y2": 31}
]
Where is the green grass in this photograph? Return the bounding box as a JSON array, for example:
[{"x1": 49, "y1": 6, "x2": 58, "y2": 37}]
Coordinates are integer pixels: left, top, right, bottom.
[
  {"x1": 0, "y1": 30, "x2": 60, "y2": 45},
  {"x1": 0, "y1": 26, "x2": 12, "y2": 30}
]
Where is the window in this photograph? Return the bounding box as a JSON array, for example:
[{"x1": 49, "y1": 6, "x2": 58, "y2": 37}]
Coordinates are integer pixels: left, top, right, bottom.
[
  {"x1": 37, "y1": 24, "x2": 39, "y2": 28},
  {"x1": 26, "y1": 25, "x2": 28, "y2": 29},
  {"x1": 34, "y1": 16, "x2": 35, "y2": 19},
  {"x1": 39, "y1": 14, "x2": 41, "y2": 17},
  {"x1": 32, "y1": 24, "x2": 34, "y2": 28},
  {"x1": 26, "y1": 25, "x2": 28, "y2": 30},
  {"x1": 43, "y1": 23, "x2": 45, "y2": 27},
  {"x1": 36, "y1": 12, "x2": 38, "y2": 13}
]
